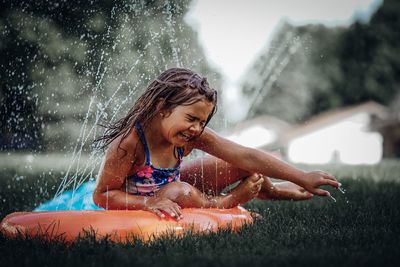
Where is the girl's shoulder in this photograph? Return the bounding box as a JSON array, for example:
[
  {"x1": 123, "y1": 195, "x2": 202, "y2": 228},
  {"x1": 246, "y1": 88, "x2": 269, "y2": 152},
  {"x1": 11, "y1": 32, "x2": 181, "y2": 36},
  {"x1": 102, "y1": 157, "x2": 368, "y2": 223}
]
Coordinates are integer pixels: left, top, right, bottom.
[
  {"x1": 111, "y1": 128, "x2": 139, "y2": 149},
  {"x1": 106, "y1": 128, "x2": 144, "y2": 162}
]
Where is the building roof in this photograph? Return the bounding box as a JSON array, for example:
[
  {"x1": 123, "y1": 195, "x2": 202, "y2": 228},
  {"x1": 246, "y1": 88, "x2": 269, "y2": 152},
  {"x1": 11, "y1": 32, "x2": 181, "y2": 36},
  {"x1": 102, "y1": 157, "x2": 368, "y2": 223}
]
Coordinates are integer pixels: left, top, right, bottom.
[{"x1": 281, "y1": 101, "x2": 389, "y2": 143}]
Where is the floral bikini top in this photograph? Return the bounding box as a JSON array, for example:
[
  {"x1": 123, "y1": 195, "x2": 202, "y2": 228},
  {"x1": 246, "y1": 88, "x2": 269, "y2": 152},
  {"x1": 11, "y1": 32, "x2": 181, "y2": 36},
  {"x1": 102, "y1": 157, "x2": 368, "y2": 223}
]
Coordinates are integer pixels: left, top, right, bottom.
[{"x1": 124, "y1": 122, "x2": 183, "y2": 196}]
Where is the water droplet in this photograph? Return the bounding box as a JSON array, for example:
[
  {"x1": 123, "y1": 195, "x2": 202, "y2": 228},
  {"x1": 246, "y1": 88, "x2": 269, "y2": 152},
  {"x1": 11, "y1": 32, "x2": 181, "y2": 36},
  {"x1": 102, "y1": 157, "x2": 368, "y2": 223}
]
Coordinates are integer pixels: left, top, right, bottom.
[
  {"x1": 328, "y1": 195, "x2": 336, "y2": 202},
  {"x1": 338, "y1": 187, "x2": 346, "y2": 194}
]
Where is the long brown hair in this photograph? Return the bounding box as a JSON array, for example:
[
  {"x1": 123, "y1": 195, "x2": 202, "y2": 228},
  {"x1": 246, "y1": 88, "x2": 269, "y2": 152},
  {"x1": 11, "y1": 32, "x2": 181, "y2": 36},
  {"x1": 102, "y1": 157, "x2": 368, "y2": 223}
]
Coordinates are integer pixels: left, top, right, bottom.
[{"x1": 94, "y1": 68, "x2": 218, "y2": 150}]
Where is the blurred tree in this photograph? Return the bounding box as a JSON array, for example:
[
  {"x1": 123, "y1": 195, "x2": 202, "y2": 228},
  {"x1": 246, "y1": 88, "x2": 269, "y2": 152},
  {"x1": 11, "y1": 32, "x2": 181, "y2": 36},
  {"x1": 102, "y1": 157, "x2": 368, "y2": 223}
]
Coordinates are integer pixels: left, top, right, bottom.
[
  {"x1": 0, "y1": 0, "x2": 221, "y2": 152},
  {"x1": 336, "y1": 0, "x2": 400, "y2": 109},
  {"x1": 241, "y1": 0, "x2": 400, "y2": 123},
  {"x1": 241, "y1": 23, "x2": 345, "y2": 123},
  {"x1": 241, "y1": 23, "x2": 315, "y2": 123}
]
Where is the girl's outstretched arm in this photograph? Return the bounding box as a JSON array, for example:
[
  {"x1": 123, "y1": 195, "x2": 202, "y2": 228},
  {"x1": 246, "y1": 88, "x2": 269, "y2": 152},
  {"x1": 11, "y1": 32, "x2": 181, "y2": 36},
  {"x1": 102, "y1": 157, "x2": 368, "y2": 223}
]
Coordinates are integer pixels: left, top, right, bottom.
[
  {"x1": 190, "y1": 127, "x2": 340, "y2": 197},
  {"x1": 180, "y1": 155, "x2": 313, "y2": 201}
]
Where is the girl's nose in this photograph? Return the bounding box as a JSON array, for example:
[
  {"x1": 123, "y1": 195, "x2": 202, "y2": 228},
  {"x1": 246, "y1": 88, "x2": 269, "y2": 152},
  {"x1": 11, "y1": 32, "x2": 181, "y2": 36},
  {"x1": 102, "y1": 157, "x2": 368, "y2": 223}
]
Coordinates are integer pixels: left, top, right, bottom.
[{"x1": 189, "y1": 123, "x2": 201, "y2": 133}]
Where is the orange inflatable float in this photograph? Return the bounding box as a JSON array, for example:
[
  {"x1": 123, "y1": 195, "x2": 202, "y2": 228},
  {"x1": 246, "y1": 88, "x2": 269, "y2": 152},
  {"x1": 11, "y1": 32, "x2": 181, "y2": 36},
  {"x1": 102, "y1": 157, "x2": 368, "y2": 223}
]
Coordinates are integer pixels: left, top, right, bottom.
[{"x1": 1, "y1": 207, "x2": 254, "y2": 243}]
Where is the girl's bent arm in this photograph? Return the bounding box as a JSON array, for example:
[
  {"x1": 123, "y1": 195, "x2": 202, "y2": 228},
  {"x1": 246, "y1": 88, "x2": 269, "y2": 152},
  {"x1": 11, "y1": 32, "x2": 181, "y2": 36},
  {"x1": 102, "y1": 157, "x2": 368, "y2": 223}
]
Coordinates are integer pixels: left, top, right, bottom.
[
  {"x1": 92, "y1": 132, "x2": 182, "y2": 218},
  {"x1": 192, "y1": 127, "x2": 339, "y2": 196},
  {"x1": 93, "y1": 132, "x2": 148, "y2": 210}
]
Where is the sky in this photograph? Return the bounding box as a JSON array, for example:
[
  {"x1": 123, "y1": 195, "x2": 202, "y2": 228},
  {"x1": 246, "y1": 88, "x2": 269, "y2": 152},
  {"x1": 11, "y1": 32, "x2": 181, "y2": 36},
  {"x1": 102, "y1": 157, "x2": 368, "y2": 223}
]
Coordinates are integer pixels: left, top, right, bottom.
[{"x1": 185, "y1": 0, "x2": 382, "y2": 121}]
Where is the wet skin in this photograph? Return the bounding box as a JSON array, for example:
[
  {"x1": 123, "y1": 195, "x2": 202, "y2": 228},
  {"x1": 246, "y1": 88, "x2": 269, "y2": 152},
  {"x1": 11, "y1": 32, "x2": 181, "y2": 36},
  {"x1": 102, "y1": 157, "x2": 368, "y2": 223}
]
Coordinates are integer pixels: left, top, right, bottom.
[
  {"x1": 152, "y1": 174, "x2": 264, "y2": 219},
  {"x1": 94, "y1": 99, "x2": 267, "y2": 219},
  {"x1": 94, "y1": 98, "x2": 339, "y2": 219},
  {"x1": 180, "y1": 155, "x2": 313, "y2": 201},
  {"x1": 142, "y1": 99, "x2": 269, "y2": 217}
]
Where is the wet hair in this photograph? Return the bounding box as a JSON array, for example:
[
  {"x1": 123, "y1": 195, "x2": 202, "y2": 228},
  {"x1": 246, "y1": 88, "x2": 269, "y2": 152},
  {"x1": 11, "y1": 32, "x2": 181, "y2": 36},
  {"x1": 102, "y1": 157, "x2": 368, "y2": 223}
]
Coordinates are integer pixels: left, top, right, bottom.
[{"x1": 94, "y1": 68, "x2": 218, "y2": 151}]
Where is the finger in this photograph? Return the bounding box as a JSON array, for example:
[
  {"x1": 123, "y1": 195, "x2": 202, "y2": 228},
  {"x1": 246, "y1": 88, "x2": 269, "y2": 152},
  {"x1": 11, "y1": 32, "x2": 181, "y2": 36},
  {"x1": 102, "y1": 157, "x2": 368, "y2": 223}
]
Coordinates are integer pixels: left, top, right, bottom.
[
  {"x1": 171, "y1": 205, "x2": 182, "y2": 219},
  {"x1": 174, "y1": 202, "x2": 182, "y2": 211},
  {"x1": 303, "y1": 191, "x2": 314, "y2": 199},
  {"x1": 168, "y1": 205, "x2": 182, "y2": 219},
  {"x1": 167, "y1": 200, "x2": 182, "y2": 216},
  {"x1": 290, "y1": 191, "x2": 314, "y2": 201},
  {"x1": 323, "y1": 179, "x2": 340, "y2": 188},
  {"x1": 157, "y1": 207, "x2": 173, "y2": 218},
  {"x1": 322, "y1": 172, "x2": 337, "y2": 181},
  {"x1": 313, "y1": 188, "x2": 331, "y2": 197},
  {"x1": 175, "y1": 205, "x2": 183, "y2": 219},
  {"x1": 300, "y1": 192, "x2": 314, "y2": 198},
  {"x1": 165, "y1": 207, "x2": 177, "y2": 218},
  {"x1": 152, "y1": 209, "x2": 165, "y2": 219}
]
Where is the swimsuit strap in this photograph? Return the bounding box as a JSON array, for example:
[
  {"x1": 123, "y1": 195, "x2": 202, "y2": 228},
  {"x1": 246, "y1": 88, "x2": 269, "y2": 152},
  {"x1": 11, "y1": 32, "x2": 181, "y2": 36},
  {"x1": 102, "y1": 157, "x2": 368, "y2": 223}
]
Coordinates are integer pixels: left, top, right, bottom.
[
  {"x1": 177, "y1": 147, "x2": 184, "y2": 162},
  {"x1": 135, "y1": 122, "x2": 151, "y2": 165},
  {"x1": 135, "y1": 122, "x2": 184, "y2": 167}
]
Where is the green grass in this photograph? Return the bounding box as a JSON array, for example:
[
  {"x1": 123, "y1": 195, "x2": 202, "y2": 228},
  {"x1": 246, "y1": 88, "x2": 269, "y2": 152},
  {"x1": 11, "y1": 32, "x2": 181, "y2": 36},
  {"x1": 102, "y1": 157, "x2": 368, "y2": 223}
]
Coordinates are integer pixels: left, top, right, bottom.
[{"x1": 1, "y1": 161, "x2": 400, "y2": 266}]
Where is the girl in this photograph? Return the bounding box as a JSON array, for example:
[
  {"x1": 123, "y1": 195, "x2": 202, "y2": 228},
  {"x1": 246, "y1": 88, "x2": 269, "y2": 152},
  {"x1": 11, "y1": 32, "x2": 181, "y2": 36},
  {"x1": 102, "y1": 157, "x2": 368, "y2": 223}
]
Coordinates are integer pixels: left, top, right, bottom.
[{"x1": 91, "y1": 68, "x2": 340, "y2": 220}]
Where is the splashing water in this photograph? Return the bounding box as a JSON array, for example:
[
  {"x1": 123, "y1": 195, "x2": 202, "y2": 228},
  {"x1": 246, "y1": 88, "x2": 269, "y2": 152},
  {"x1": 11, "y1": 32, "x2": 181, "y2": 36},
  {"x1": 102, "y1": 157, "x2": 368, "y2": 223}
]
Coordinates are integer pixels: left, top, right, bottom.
[
  {"x1": 338, "y1": 185, "x2": 350, "y2": 204},
  {"x1": 105, "y1": 185, "x2": 109, "y2": 210},
  {"x1": 51, "y1": 0, "x2": 204, "y2": 205},
  {"x1": 125, "y1": 180, "x2": 128, "y2": 211},
  {"x1": 214, "y1": 158, "x2": 218, "y2": 196},
  {"x1": 246, "y1": 31, "x2": 305, "y2": 118},
  {"x1": 43, "y1": 1, "x2": 309, "y2": 209},
  {"x1": 338, "y1": 186, "x2": 346, "y2": 194},
  {"x1": 201, "y1": 156, "x2": 205, "y2": 194},
  {"x1": 327, "y1": 185, "x2": 347, "y2": 203}
]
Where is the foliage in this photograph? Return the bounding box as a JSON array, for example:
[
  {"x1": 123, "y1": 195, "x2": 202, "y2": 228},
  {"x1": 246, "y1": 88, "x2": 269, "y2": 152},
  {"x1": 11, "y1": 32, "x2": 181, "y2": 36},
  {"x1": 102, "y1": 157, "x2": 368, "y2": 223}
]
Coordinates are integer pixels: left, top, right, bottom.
[
  {"x1": 0, "y1": 0, "x2": 222, "y2": 152},
  {"x1": 241, "y1": 0, "x2": 400, "y2": 123}
]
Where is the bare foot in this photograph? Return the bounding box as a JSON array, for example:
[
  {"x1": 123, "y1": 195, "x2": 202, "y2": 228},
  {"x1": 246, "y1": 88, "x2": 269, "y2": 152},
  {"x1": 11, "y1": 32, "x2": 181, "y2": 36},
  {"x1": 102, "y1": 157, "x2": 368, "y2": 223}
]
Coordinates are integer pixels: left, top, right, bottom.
[
  {"x1": 228, "y1": 173, "x2": 264, "y2": 205},
  {"x1": 257, "y1": 177, "x2": 313, "y2": 201}
]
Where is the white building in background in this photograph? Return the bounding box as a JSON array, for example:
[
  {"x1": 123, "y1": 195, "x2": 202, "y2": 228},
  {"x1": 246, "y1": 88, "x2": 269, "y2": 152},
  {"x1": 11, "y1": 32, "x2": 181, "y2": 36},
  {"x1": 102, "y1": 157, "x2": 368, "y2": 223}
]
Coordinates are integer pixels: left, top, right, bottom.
[
  {"x1": 222, "y1": 101, "x2": 389, "y2": 165},
  {"x1": 283, "y1": 102, "x2": 388, "y2": 165},
  {"x1": 223, "y1": 115, "x2": 291, "y2": 154}
]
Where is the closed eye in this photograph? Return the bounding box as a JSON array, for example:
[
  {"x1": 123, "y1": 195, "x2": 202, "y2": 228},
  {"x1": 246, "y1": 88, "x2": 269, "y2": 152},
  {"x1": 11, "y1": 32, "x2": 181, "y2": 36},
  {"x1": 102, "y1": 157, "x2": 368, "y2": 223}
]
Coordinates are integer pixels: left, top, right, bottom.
[
  {"x1": 186, "y1": 116, "x2": 196, "y2": 122},
  {"x1": 187, "y1": 114, "x2": 206, "y2": 128}
]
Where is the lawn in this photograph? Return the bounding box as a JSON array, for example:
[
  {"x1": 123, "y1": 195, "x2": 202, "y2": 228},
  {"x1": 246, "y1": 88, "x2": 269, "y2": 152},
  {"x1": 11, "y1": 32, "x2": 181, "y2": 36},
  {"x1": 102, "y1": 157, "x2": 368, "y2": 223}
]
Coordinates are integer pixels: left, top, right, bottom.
[{"x1": 0, "y1": 159, "x2": 399, "y2": 267}]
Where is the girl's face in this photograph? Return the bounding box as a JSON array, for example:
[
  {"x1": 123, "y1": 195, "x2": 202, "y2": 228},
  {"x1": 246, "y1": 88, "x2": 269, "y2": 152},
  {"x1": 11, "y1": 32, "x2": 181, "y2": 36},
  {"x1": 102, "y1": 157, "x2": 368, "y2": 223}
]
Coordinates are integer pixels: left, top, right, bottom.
[{"x1": 160, "y1": 99, "x2": 214, "y2": 147}]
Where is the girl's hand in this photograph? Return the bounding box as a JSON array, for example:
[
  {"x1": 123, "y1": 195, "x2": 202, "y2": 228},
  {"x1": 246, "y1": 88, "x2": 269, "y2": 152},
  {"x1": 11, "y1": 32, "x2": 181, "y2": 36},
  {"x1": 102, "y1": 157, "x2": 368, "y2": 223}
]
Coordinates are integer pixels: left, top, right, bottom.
[
  {"x1": 257, "y1": 178, "x2": 314, "y2": 201},
  {"x1": 144, "y1": 196, "x2": 183, "y2": 220},
  {"x1": 299, "y1": 171, "x2": 340, "y2": 197}
]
